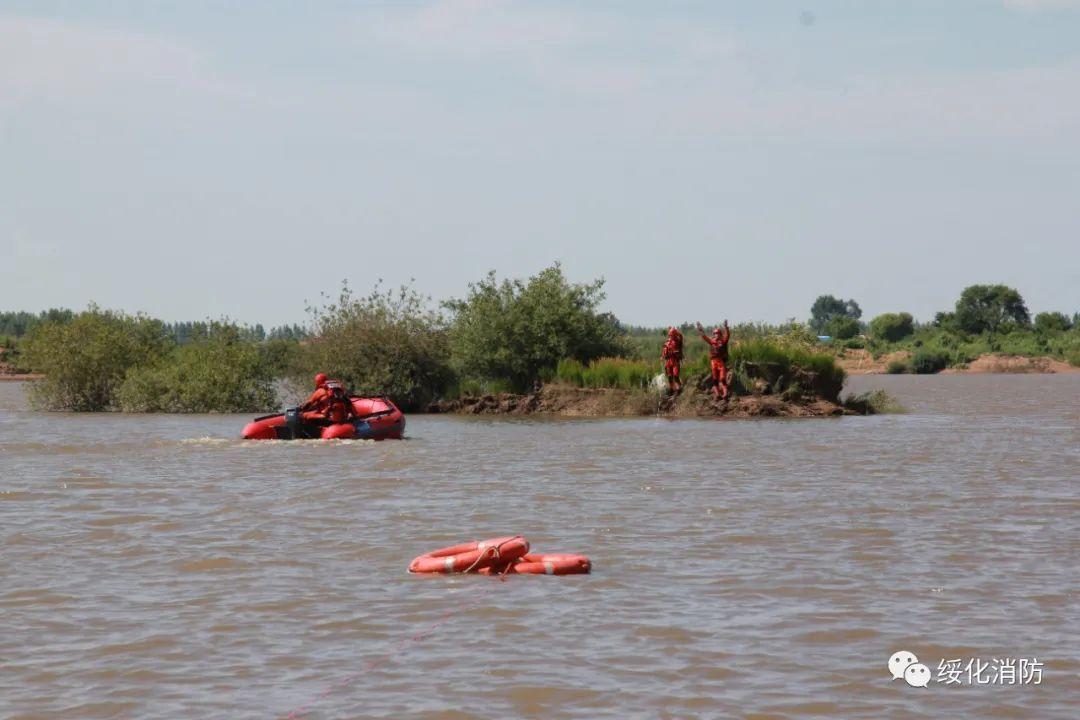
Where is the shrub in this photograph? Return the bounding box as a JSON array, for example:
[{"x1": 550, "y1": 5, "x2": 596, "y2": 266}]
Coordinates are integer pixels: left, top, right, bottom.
[
  {"x1": 260, "y1": 337, "x2": 303, "y2": 378},
  {"x1": 303, "y1": 281, "x2": 454, "y2": 411},
  {"x1": 446, "y1": 264, "x2": 628, "y2": 392},
  {"x1": 911, "y1": 349, "x2": 949, "y2": 374},
  {"x1": 22, "y1": 307, "x2": 171, "y2": 410},
  {"x1": 870, "y1": 312, "x2": 915, "y2": 342},
  {"x1": 729, "y1": 339, "x2": 846, "y2": 401},
  {"x1": 995, "y1": 329, "x2": 1049, "y2": 357},
  {"x1": 1034, "y1": 311, "x2": 1071, "y2": 335},
  {"x1": 843, "y1": 389, "x2": 904, "y2": 414},
  {"x1": 825, "y1": 315, "x2": 861, "y2": 340},
  {"x1": 886, "y1": 359, "x2": 909, "y2": 374},
  {"x1": 117, "y1": 323, "x2": 277, "y2": 412}
]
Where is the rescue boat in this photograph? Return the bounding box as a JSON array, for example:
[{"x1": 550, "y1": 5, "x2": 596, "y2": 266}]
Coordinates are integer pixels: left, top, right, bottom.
[{"x1": 241, "y1": 396, "x2": 405, "y2": 440}]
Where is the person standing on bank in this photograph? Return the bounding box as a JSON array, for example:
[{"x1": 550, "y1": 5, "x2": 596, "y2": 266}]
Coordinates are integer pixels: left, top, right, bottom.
[
  {"x1": 697, "y1": 321, "x2": 732, "y2": 400},
  {"x1": 661, "y1": 326, "x2": 684, "y2": 395}
]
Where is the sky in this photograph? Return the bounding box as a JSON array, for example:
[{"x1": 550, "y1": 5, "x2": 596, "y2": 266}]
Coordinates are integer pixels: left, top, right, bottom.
[{"x1": 2, "y1": 0, "x2": 1079, "y2": 328}]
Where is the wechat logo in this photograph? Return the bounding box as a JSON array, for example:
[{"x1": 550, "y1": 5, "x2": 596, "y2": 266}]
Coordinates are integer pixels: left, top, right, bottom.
[{"x1": 889, "y1": 650, "x2": 931, "y2": 688}]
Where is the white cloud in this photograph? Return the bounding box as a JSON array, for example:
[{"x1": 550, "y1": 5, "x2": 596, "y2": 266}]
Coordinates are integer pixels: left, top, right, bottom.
[
  {"x1": 348, "y1": 0, "x2": 1080, "y2": 145},
  {"x1": 4, "y1": 4, "x2": 1078, "y2": 148}
]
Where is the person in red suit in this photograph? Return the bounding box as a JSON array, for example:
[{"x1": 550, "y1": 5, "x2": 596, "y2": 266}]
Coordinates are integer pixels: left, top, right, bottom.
[
  {"x1": 697, "y1": 321, "x2": 732, "y2": 400},
  {"x1": 660, "y1": 327, "x2": 684, "y2": 394},
  {"x1": 301, "y1": 373, "x2": 354, "y2": 423},
  {"x1": 301, "y1": 373, "x2": 330, "y2": 422}
]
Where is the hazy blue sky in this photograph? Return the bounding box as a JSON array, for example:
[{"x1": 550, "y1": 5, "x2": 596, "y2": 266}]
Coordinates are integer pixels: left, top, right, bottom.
[{"x1": 3, "y1": 0, "x2": 1078, "y2": 327}]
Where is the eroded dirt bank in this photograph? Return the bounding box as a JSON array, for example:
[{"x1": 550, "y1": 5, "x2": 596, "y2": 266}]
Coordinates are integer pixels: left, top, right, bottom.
[{"x1": 428, "y1": 384, "x2": 852, "y2": 418}]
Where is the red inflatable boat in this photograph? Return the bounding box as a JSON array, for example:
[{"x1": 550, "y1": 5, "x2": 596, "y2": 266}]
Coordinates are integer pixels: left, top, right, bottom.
[{"x1": 241, "y1": 396, "x2": 405, "y2": 440}]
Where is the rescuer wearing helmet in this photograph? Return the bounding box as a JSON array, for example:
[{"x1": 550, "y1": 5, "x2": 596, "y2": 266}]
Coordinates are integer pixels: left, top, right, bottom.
[
  {"x1": 300, "y1": 373, "x2": 331, "y2": 422},
  {"x1": 660, "y1": 326, "x2": 684, "y2": 395},
  {"x1": 697, "y1": 320, "x2": 732, "y2": 400}
]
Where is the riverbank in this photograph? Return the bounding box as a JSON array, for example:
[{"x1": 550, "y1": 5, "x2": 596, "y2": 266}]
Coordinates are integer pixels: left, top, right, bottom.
[
  {"x1": 840, "y1": 350, "x2": 1080, "y2": 375},
  {"x1": 428, "y1": 384, "x2": 855, "y2": 418}
]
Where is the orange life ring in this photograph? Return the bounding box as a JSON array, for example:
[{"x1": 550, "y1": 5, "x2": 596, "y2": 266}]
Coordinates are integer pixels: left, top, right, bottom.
[
  {"x1": 480, "y1": 553, "x2": 591, "y2": 576},
  {"x1": 408, "y1": 536, "x2": 529, "y2": 574}
]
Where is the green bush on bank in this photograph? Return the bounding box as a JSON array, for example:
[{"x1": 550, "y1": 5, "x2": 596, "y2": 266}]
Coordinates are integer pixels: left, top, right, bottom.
[
  {"x1": 301, "y1": 281, "x2": 454, "y2": 412},
  {"x1": 825, "y1": 315, "x2": 861, "y2": 340},
  {"x1": 869, "y1": 312, "x2": 915, "y2": 342},
  {"x1": 729, "y1": 339, "x2": 846, "y2": 401},
  {"x1": 911, "y1": 349, "x2": 950, "y2": 374},
  {"x1": 446, "y1": 263, "x2": 628, "y2": 392},
  {"x1": 886, "y1": 359, "x2": 910, "y2": 374},
  {"x1": 843, "y1": 389, "x2": 905, "y2": 414},
  {"x1": 1034, "y1": 311, "x2": 1072, "y2": 335},
  {"x1": 22, "y1": 307, "x2": 171, "y2": 411},
  {"x1": 116, "y1": 323, "x2": 277, "y2": 412}
]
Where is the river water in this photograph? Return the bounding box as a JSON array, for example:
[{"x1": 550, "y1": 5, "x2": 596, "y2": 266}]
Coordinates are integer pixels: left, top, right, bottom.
[{"x1": 1, "y1": 376, "x2": 1077, "y2": 719}]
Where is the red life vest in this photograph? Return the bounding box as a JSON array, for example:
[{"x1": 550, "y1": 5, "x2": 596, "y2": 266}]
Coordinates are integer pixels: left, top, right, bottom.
[{"x1": 323, "y1": 380, "x2": 353, "y2": 423}]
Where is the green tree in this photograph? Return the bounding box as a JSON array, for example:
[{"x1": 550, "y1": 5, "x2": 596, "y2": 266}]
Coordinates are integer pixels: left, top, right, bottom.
[
  {"x1": 869, "y1": 312, "x2": 915, "y2": 342},
  {"x1": 911, "y1": 349, "x2": 949, "y2": 374},
  {"x1": 269, "y1": 323, "x2": 310, "y2": 341},
  {"x1": 809, "y1": 295, "x2": 862, "y2": 333},
  {"x1": 825, "y1": 315, "x2": 861, "y2": 340},
  {"x1": 445, "y1": 263, "x2": 627, "y2": 391},
  {"x1": 22, "y1": 307, "x2": 171, "y2": 410},
  {"x1": 933, "y1": 311, "x2": 958, "y2": 331},
  {"x1": 303, "y1": 281, "x2": 454, "y2": 411},
  {"x1": 1033, "y1": 311, "x2": 1071, "y2": 335},
  {"x1": 954, "y1": 284, "x2": 1030, "y2": 334},
  {"x1": 117, "y1": 322, "x2": 277, "y2": 412},
  {"x1": 0, "y1": 309, "x2": 74, "y2": 338}
]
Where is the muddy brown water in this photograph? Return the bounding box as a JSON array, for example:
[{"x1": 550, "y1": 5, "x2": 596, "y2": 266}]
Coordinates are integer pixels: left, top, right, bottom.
[{"x1": 1, "y1": 376, "x2": 1077, "y2": 719}]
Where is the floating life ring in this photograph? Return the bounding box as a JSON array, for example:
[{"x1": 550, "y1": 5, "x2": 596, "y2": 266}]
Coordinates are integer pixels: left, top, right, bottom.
[
  {"x1": 480, "y1": 553, "x2": 591, "y2": 576},
  {"x1": 408, "y1": 536, "x2": 529, "y2": 574}
]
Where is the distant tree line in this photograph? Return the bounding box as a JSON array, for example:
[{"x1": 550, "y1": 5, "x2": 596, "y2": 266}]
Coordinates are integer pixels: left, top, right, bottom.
[
  {"x1": 14, "y1": 264, "x2": 632, "y2": 412},
  {"x1": 10, "y1": 273, "x2": 1078, "y2": 411},
  {"x1": 806, "y1": 284, "x2": 1078, "y2": 372}
]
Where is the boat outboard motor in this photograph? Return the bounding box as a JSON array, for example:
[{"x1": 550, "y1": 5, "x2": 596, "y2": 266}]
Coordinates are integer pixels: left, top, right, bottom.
[{"x1": 284, "y1": 406, "x2": 302, "y2": 439}]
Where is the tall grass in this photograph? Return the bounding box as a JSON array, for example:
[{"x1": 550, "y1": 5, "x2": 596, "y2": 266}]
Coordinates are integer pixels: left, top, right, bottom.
[
  {"x1": 555, "y1": 357, "x2": 657, "y2": 390},
  {"x1": 554, "y1": 340, "x2": 846, "y2": 401},
  {"x1": 728, "y1": 339, "x2": 846, "y2": 400},
  {"x1": 843, "y1": 389, "x2": 905, "y2": 415}
]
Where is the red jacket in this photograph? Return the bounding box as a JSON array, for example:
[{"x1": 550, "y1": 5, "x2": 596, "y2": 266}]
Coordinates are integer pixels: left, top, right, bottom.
[
  {"x1": 302, "y1": 386, "x2": 330, "y2": 413},
  {"x1": 700, "y1": 327, "x2": 730, "y2": 361}
]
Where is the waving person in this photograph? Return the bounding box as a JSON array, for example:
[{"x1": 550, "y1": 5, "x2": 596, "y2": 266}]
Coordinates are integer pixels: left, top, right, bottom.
[{"x1": 697, "y1": 320, "x2": 732, "y2": 400}]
